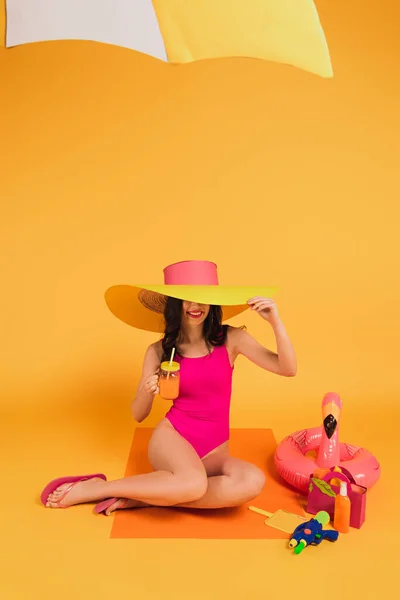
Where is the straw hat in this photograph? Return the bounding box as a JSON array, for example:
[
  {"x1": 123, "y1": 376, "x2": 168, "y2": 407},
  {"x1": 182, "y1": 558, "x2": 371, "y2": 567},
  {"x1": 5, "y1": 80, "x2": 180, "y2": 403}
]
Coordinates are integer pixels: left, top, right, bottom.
[{"x1": 105, "y1": 260, "x2": 278, "y2": 333}]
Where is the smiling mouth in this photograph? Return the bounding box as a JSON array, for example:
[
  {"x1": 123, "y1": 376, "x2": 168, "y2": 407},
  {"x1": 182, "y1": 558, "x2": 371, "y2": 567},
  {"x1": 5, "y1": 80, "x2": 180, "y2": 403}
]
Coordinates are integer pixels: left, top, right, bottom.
[{"x1": 187, "y1": 311, "x2": 203, "y2": 319}]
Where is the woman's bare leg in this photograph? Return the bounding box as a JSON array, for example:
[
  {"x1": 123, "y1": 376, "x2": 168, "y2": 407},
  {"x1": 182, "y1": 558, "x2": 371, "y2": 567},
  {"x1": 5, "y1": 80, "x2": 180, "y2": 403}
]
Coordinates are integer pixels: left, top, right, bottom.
[
  {"x1": 180, "y1": 453, "x2": 266, "y2": 509},
  {"x1": 45, "y1": 421, "x2": 207, "y2": 508},
  {"x1": 103, "y1": 448, "x2": 266, "y2": 515}
]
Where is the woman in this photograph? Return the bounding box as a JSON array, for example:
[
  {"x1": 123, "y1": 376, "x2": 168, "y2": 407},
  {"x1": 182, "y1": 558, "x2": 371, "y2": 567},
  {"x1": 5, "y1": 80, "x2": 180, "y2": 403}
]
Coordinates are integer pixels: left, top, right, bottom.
[{"x1": 41, "y1": 260, "x2": 296, "y2": 515}]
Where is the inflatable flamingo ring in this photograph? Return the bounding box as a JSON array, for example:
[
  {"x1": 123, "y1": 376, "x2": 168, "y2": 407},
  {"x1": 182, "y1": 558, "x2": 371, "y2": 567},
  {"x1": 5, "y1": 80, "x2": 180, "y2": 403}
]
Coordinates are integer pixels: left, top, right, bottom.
[{"x1": 274, "y1": 392, "x2": 381, "y2": 493}]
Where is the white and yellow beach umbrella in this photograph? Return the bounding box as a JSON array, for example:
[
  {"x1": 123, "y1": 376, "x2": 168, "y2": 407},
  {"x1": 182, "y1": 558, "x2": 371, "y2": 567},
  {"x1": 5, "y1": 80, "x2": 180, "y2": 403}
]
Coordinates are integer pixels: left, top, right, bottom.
[{"x1": 2, "y1": 0, "x2": 333, "y2": 78}]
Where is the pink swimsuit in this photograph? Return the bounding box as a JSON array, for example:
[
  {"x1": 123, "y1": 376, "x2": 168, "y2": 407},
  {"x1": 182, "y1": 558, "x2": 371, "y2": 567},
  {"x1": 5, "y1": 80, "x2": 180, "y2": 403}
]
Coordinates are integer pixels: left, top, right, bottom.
[{"x1": 165, "y1": 345, "x2": 233, "y2": 458}]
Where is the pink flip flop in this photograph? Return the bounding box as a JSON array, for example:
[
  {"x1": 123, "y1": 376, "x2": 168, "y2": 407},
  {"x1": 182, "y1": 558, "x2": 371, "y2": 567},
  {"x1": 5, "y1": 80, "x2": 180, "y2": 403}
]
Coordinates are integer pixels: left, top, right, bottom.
[
  {"x1": 94, "y1": 497, "x2": 127, "y2": 515},
  {"x1": 40, "y1": 473, "x2": 107, "y2": 508}
]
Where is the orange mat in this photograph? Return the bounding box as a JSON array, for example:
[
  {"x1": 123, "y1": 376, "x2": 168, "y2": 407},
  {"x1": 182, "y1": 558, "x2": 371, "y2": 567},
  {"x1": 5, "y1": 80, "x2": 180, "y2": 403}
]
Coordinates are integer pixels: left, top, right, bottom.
[{"x1": 111, "y1": 428, "x2": 304, "y2": 539}]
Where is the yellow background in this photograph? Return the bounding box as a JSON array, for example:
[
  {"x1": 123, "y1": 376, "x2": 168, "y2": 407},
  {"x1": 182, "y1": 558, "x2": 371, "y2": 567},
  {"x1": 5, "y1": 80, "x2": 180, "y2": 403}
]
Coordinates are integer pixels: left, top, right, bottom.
[{"x1": 1, "y1": 0, "x2": 399, "y2": 598}]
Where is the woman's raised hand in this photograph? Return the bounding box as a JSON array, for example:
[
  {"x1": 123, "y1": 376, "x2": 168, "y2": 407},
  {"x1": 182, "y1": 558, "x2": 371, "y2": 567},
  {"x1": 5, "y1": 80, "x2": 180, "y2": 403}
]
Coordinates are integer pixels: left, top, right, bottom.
[{"x1": 247, "y1": 297, "x2": 280, "y2": 326}]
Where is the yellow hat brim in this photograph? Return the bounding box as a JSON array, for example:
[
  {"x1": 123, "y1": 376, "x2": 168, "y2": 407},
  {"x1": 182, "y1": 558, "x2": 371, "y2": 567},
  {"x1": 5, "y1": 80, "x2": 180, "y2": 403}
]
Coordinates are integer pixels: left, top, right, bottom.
[{"x1": 105, "y1": 284, "x2": 278, "y2": 333}]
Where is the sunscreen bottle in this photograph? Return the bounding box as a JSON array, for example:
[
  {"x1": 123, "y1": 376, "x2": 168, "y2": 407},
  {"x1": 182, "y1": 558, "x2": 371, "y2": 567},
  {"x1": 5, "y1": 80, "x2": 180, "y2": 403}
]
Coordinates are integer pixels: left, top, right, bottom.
[{"x1": 333, "y1": 481, "x2": 351, "y2": 533}]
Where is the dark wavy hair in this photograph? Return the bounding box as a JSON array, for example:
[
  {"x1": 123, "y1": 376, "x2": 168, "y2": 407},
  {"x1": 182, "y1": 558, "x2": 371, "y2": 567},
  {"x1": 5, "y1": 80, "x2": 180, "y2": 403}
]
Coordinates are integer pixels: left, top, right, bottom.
[{"x1": 161, "y1": 297, "x2": 229, "y2": 361}]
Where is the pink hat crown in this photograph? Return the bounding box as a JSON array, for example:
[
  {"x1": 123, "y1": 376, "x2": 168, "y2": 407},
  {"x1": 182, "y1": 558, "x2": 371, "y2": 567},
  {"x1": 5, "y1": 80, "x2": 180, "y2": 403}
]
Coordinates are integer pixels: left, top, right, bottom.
[
  {"x1": 137, "y1": 261, "x2": 219, "y2": 314},
  {"x1": 163, "y1": 260, "x2": 219, "y2": 286}
]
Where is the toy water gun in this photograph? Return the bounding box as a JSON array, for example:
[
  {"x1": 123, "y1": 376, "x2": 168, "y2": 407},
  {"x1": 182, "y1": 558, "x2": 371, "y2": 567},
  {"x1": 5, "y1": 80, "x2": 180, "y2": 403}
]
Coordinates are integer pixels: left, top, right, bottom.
[{"x1": 289, "y1": 511, "x2": 339, "y2": 554}]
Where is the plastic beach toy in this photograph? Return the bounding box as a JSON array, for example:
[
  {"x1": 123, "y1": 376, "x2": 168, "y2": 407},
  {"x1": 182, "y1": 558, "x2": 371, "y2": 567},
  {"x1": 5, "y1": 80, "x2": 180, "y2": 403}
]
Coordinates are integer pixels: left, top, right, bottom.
[{"x1": 274, "y1": 393, "x2": 381, "y2": 493}]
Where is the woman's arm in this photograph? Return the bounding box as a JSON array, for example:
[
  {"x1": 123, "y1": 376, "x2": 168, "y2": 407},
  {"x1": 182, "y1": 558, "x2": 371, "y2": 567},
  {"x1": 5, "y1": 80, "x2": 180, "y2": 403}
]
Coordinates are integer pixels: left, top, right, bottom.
[
  {"x1": 131, "y1": 342, "x2": 162, "y2": 422},
  {"x1": 228, "y1": 297, "x2": 297, "y2": 377},
  {"x1": 229, "y1": 324, "x2": 297, "y2": 376}
]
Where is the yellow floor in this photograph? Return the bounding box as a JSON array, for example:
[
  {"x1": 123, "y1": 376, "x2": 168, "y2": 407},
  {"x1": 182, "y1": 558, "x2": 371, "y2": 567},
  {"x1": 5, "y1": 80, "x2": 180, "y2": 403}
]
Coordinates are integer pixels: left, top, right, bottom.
[{"x1": 2, "y1": 404, "x2": 398, "y2": 600}]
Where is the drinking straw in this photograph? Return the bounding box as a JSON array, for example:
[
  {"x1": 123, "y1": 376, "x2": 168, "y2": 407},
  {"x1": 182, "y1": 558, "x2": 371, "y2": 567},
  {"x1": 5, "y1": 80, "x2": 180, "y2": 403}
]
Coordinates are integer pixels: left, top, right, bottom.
[
  {"x1": 169, "y1": 347, "x2": 176, "y2": 365},
  {"x1": 166, "y1": 347, "x2": 175, "y2": 381}
]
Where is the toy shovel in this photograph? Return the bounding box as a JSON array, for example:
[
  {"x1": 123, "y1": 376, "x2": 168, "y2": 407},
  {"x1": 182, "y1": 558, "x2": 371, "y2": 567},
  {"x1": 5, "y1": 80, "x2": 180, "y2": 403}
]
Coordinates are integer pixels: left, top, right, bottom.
[{"x1": 249, "y1": 505, "x2": 307, "y2": 534}]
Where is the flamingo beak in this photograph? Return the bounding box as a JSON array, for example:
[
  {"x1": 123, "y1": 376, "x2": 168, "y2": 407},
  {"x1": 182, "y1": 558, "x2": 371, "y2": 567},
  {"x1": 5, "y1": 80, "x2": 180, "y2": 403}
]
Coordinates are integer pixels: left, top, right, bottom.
[
  {"x1": 323, "y1": 414, "x2": 337, "y2": 439},
  {"x1": 322, "y1": 401, "x2": 341, "y2": 438}
]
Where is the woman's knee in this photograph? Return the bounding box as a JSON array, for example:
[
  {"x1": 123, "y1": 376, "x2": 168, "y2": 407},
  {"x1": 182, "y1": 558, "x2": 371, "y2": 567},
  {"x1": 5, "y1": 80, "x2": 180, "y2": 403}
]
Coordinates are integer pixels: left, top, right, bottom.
[
  {"x1": 242, "y1": 466, "x2": 266, "y2": 499},
  {"x1": 164, "y1": 470, "x2": 208, "y2": 506},
  {"x1": 180, "y1": 471, "x2": 208, "y2": 503}
]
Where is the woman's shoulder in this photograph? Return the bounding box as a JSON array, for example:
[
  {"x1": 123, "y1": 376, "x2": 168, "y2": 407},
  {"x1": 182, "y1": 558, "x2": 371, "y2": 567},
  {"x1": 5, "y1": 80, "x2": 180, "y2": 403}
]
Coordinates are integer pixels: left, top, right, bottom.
[
  {"x1": 224, "y1": 326, "x2": 248, "y2": 365},
  {"x1": 145, "y1": 340, "x2": 163, "y2": 362},
  {"x1": 226, "y1": 325, "x2": 247, "y2": 339},
  {"x1": 226, "y1": 325, "x2": 248, "y2": 350}
]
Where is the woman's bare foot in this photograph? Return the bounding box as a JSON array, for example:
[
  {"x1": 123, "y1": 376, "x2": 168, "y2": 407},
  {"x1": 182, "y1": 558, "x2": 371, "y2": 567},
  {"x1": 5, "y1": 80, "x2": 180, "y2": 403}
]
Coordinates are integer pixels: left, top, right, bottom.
[
  {"x1": 103, "y1": 498, "x2": 144, "y2": 516},
  {"x1": 46, "y1": 477, "x2": 106, "y2": 508}
]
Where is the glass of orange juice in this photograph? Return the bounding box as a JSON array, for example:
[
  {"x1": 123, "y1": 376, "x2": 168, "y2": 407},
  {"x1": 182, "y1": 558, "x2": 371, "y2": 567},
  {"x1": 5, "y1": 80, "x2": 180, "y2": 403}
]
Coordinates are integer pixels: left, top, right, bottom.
[{"x1": 159, "y1": 361, "x2": 180, "y2": 400}]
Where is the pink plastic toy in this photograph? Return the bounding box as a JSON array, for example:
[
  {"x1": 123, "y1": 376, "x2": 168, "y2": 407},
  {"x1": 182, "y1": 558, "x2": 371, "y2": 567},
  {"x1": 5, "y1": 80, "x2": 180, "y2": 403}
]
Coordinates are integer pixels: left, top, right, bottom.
[{"x1": 274, "y1": 392, "x2": 381, "y2": 493}]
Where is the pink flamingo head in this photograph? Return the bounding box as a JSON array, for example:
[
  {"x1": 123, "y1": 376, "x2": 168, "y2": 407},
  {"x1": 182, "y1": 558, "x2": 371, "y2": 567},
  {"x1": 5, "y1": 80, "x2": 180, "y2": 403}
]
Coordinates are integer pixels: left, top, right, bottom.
[
  {"x1": 315, "y1": 392, "x2": 343, "y2": 468},
  {"x1": 321, "y1": 392, "x2": 342, "y2": 440}
]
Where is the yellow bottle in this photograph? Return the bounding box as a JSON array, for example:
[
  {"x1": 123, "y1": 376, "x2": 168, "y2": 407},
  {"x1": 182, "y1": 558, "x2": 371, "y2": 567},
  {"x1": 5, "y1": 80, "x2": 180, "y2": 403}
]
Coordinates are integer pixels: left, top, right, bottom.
[{"x1": 334, "y1": 481, "x2": 351, "y2": 533}]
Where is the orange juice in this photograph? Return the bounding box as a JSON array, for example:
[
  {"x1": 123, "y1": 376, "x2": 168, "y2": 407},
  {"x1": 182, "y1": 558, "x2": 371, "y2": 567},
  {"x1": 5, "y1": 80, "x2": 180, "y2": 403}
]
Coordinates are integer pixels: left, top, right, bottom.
[{"x1": 159, "y1": 361, "x2": 180, "y2": 400}]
